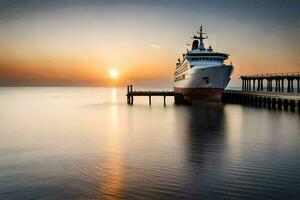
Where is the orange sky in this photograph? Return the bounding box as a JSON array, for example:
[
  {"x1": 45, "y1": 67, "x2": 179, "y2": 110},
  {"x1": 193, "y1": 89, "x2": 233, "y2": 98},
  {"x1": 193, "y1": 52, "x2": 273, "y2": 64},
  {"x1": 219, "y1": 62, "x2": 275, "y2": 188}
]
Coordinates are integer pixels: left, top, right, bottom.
[{"x1": 0, "y1": 1, "x2": 299, "y2": 87}]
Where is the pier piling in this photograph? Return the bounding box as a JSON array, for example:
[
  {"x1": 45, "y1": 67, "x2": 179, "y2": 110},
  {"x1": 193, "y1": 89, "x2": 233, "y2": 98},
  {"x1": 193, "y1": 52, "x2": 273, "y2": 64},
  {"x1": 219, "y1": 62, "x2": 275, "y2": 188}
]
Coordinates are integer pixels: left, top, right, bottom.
[
  {"x1": 290, "y1": 100, "x2": 296, "y2": 112},
  {"x1": 149, "y1": 95, "x2": 151, "y2": 106},
  {"x1": 222, "y1": 90, "x2": 300, "y2": 112},
  {"x1": 278, "y1": 99, "x2": 282, "y2": 109}
]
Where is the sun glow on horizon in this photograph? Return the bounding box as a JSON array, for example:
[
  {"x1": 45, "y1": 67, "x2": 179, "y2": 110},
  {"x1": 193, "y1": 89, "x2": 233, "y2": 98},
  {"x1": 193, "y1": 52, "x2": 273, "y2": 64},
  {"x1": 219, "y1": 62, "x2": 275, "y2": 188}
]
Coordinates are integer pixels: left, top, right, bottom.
[
  {"x1": 0, "y1": 1, "x2": 298, "y2": 87},
  {"x1": 110, "y1": 69, "x2": 119, "y2": 79}
]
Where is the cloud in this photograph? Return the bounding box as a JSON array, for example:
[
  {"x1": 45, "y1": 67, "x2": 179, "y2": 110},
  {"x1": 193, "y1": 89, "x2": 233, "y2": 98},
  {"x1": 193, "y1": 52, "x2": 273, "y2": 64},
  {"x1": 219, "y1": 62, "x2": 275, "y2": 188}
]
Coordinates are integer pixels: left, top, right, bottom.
[{"x1": 149, "y1": 44, "x2": 161, "y2": 49}]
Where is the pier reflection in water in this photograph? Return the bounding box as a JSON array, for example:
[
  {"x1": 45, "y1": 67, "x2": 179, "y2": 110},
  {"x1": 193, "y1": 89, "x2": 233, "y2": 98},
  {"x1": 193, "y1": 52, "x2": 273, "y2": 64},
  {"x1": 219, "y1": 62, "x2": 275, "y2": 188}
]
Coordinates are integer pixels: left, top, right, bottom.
[
  {"x1": 182, "y1": 103, "x2": 300, "y2": 199},
  {"x1": 0, "y1": 87, "x2": 299, "y2": 200}
]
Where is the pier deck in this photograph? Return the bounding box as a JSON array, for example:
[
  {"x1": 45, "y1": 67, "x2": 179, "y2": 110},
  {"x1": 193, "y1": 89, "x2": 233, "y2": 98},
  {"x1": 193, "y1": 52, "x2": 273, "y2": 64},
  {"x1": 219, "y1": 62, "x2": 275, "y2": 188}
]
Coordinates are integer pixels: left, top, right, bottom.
[{"x1": 126, "y1": 85, "x2": 184, "y2": 106}]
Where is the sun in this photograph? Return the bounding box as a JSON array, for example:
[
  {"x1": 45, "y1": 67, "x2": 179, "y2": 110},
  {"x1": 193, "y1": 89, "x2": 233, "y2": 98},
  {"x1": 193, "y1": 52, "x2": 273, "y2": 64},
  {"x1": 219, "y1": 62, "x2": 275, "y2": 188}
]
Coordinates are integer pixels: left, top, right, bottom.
[{"x1": 109, "y1": 69, "x2": 119, "y2": 79}]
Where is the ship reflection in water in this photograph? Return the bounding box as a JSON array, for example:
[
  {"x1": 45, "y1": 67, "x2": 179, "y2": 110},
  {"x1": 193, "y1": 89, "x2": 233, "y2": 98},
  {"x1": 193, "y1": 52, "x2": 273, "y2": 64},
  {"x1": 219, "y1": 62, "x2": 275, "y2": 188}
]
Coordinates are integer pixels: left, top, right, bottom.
[{"x1": 0, "y1": 87, "x2": 299, "y2": 200}]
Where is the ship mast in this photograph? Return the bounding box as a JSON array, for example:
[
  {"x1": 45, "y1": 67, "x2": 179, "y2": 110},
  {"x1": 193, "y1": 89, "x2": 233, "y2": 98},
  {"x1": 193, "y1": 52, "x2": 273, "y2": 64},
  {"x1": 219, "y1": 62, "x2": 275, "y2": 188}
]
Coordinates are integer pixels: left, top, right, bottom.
[{"x1": 192, "y1": 25, "x2": 207, "y2": 51}]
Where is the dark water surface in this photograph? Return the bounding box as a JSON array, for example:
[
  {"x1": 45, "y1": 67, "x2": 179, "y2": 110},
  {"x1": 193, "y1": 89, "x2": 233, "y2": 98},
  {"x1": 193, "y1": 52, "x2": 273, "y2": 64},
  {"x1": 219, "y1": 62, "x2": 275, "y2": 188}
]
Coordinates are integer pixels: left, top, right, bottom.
[{"x1": 0, "y1": 87, "x2": 299, "y2": 200}]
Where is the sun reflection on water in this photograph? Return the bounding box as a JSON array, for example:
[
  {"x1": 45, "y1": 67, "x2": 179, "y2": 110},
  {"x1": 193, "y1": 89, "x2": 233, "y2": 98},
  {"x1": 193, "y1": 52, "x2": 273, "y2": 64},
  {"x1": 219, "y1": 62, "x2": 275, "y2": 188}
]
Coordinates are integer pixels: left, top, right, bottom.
[
  {"x1": 111, "y1": 88, "x2": 117, "y2": 104},
  {"x1": 99, "y1": 102, "x2": 124, "y2": 199}
]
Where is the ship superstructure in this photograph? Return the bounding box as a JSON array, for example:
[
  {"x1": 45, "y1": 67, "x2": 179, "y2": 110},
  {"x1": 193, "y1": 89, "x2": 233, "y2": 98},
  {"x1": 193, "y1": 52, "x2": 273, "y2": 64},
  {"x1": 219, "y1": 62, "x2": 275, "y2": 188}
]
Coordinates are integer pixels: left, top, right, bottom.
[{"x1": 174, "y1": 26, "x2": 233, "y2": 100}]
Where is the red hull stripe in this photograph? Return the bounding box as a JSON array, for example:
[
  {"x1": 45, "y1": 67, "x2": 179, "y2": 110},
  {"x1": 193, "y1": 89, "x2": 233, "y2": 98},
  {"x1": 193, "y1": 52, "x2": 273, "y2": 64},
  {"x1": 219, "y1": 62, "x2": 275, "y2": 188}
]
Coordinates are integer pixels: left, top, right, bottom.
[{"x1": 174, "y1": 87, "x2": 224, "y2": 100}]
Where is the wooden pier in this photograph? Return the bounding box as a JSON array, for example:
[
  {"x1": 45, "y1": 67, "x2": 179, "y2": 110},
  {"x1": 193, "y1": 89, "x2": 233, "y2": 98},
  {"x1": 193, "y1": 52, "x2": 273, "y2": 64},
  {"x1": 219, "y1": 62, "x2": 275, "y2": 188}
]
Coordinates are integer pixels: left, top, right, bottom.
[
  {"x1": 126, "y1": 85, "x2": 185, "y2": 106},
  {"x1": 223, "y1": 72, "x2": 300, "y2": 112},
  {"x1": 241, "y1": 72, "x2": 300, "y2": 93}
]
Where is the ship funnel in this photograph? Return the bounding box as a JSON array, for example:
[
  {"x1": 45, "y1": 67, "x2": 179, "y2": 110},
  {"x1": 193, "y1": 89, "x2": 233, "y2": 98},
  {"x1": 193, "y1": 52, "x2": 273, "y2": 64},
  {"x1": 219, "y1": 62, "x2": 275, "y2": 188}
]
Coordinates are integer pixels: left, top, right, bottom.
[{"x1": 192, "y1": 40, "x2": 199, "y2": 50}]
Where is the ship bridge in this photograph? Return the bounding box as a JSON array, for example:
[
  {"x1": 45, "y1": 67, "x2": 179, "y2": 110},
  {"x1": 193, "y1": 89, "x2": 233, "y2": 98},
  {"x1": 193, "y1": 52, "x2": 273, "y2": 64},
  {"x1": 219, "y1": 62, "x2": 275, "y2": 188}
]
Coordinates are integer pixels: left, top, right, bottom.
[
  {"x1": 185, "y1": 26, "x2": 229, "y2": 62},
  {"x1": 186, "y1": 52, "x2": 229, "y2": 61}
]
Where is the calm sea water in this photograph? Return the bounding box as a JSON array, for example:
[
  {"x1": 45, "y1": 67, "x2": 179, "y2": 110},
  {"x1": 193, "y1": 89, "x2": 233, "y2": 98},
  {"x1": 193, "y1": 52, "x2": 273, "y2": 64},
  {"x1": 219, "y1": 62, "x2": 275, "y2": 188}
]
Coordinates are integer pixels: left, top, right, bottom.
[{"x1": 0, "y1": 87, "x2": 299, "y2": 200}]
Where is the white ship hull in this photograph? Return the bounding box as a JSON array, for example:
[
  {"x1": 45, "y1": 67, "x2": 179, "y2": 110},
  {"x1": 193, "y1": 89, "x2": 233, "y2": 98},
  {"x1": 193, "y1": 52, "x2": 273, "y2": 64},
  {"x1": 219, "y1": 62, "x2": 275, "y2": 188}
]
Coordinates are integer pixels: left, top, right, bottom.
[{"x1": 174, "y1": 65, "x2": 233, "y2": 100}]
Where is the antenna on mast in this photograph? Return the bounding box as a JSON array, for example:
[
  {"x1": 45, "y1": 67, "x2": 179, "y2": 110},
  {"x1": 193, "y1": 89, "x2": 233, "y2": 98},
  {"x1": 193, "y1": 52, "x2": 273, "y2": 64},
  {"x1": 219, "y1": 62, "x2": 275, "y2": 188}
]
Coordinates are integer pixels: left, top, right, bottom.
[{"x1": 197, "y1": 25, "x2": 207, "y2": 51}]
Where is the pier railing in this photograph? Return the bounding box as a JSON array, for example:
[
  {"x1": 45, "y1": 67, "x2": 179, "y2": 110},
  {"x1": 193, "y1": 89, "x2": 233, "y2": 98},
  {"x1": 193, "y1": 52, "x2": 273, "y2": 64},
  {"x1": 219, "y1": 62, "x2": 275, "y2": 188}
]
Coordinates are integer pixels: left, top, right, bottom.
[{"x1": 242, "y1": 72, "x2": 300, "y2": 78}]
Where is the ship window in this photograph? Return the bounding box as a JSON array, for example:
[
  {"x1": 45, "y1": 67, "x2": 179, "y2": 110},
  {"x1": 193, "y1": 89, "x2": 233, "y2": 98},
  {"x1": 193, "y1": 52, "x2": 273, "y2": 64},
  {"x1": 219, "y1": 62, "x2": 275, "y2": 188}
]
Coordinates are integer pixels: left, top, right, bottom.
[{"x1": 203, "y1": 77, "x2": 210, "y2": 84}]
